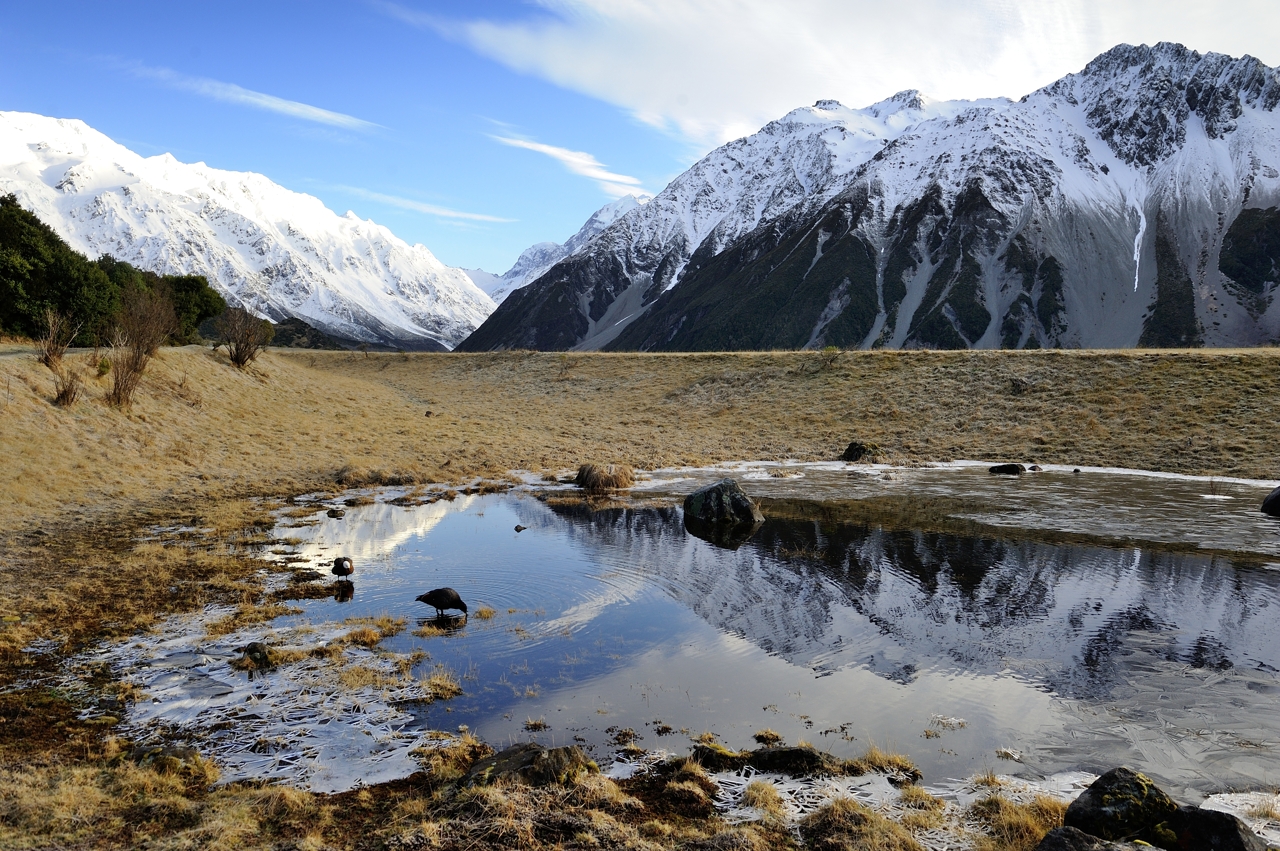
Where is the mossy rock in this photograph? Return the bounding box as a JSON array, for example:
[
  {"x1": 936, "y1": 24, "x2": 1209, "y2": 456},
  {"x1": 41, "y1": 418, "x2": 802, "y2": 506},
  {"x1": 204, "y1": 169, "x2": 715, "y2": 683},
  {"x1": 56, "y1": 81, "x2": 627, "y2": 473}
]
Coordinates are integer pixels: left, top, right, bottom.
[
  {"x1": 463, "y1": 741, "x2": 597, "y2": 787},
  {"x1": 1063, "y1": 767, "x2": 1176, "y2": 843}
]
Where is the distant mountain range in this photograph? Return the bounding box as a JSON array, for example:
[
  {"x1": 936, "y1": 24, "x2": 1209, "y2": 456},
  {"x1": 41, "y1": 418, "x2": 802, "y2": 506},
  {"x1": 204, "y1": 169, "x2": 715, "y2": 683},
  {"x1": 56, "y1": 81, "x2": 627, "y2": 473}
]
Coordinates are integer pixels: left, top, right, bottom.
[
  {"x1": 459, "y1": 43, "x2": 1280, "y2": 352},
  {"x1": 0, "y1": 111, "x2": 494, "y2": 350}
]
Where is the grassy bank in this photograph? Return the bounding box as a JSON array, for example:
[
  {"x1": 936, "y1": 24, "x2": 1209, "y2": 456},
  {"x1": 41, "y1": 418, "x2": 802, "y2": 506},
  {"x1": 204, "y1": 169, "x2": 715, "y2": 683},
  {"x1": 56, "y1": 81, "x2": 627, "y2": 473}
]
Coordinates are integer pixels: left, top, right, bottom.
[{"x1": 1, "y1": 343, "x2": 1277, "y2": 849}]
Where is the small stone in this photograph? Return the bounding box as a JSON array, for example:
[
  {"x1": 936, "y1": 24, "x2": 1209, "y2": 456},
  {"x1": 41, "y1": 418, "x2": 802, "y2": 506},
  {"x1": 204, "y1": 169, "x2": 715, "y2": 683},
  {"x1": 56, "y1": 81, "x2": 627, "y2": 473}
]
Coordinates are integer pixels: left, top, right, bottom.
[
  {"x1": 514, "y1": 525, "x2": 527, "y2": 532},
  {"x1": 326, "y1": 508, "x2": 345, "y2": 519},
  {"x1": 989, "y1": 463, "x2": 1027, "y2": 476},
  {"x1": 683, "y1": 479, "x2": 765, "y2": 549},
  {"x1": 1028, "y1": 465, "x2": 1043, "y2": 472},
  {"x1": 1034, "y1": 826, "x2": 1147, "y2": 850}
]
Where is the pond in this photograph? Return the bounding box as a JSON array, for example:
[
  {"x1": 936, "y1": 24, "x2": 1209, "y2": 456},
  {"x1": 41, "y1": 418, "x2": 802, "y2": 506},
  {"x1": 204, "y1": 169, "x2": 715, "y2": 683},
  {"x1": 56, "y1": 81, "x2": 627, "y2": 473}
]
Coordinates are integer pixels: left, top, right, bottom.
[{"x1": 80, "y1": 463, "x2": 1280, "y2": 801}]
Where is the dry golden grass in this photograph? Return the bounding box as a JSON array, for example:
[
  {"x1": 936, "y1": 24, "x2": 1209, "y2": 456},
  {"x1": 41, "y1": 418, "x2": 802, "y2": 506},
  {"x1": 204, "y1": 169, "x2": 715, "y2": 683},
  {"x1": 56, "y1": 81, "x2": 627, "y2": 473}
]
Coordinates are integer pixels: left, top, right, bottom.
[
  {"x1": 801, "y1": 796, "x2": 925, "y2": 851},
  {"x1": 742, "y1": 779, "x2": 787, "y2": 821},
  {"x1": 474, "y1": 606, "x2": 497, "y2": 620},
  {"x1": 752, "y1": 728, "x2": 784, "y2": 746},
  {"x1": 967, "y1": 794, "x2": 1067, "y2": 851},
  {"x1": 1, "y1": 343, "x2": 1278, "y2": 849},
  {"x1": 575, "y1": 463, "x2": 637, "y2": 493},
  {"x1": 423, "y1": 666, "x2": 463, "y2": 701},
  {"x1": 1248, "y1": 797, "x2": 1280, "y2": 821}
]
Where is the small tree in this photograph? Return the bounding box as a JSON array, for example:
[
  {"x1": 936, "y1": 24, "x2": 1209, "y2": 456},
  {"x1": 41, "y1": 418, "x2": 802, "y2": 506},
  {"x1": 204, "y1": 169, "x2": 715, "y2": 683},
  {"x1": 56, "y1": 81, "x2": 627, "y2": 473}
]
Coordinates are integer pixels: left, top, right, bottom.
[{"x1": 215, "y1": 307, "x2": 274, "y2": 368}]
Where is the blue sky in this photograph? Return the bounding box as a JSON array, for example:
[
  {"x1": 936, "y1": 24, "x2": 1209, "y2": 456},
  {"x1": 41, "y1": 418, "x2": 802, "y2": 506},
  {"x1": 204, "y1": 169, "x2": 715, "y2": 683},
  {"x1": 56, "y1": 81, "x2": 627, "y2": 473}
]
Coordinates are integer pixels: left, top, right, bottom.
[{"x1": 2, "y1": 1, "x2": 1277, "y2": 273}]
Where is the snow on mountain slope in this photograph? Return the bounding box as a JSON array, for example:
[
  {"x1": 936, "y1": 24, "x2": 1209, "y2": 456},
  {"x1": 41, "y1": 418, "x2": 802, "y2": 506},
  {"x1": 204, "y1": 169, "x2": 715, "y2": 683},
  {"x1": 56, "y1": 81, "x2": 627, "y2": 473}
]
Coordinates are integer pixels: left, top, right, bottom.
[
  {"x1": 464, "y1": 194, "x2": 648, "y2": 304},
  {"x1": 0, "y1": 111, "x2": 495, "y2": 350},
  {"x1": 463, "y1": 44, "x2": 1280, "y2": 352},
  {"x1": 458, "y1": 92, "x2": 1001, "y2": 351}
]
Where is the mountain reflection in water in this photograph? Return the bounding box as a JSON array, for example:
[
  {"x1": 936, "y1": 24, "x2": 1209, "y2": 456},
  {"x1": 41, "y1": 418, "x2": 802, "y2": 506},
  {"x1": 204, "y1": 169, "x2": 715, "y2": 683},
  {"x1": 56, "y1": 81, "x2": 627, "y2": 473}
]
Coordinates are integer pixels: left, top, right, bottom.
[{"x1": 262, "y1": 487, "x2": 1280, "y2": 799}]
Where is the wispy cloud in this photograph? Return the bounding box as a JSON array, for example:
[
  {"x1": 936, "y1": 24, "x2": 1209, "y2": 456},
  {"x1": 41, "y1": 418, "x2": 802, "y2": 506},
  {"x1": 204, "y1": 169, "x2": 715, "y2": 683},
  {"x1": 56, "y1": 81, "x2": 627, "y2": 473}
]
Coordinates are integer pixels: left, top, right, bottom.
[
  {"x1": 335, "y1": 185, "x2": 515, "y2": 223},
  {"x1": 492, "y1": 136, "x2": 647, "y2": 198},
  {"x1": 127, "y1": 63, "x2": 380, "y2": 131}
]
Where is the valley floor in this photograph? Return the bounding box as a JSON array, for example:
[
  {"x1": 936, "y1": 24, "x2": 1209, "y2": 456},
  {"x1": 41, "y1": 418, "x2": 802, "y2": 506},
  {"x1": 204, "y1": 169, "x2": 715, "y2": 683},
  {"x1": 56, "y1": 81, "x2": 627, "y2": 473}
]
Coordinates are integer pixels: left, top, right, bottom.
[{"x1": 1, "y1": 344, "x2": 1277, "y2": 849}]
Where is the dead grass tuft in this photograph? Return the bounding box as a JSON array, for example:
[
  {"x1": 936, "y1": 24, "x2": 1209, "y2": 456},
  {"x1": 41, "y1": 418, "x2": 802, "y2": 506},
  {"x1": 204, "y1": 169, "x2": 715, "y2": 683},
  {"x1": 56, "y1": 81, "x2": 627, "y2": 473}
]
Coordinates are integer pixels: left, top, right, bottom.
[
  {"x1": 752, "y1": 728, "x2": 783, "y2": 747},
  {"x1": 742, "y1": 779, "x2": 787, "y2": 821},
  {"x1": 474, "y1": 606, "x2": 497, "y2": 620},
  {"x1": 852, "y1": 745, "x2": 921, "y2": 781},
  {"x1": 801, "y1": 796, "x2": 925, "y2": 851},
  {"x1": 575, "y1": 463, "x2": 636, "y2": 493},
  {"x1": 967, "y1": 794, "x2": 1066, "y2": 851},
  {"x1": 423, "y1": 666, "x2": 463, "y2": 701},
  {"x1": 52, "y1": 366, "x2": 82, "y2": 407}
]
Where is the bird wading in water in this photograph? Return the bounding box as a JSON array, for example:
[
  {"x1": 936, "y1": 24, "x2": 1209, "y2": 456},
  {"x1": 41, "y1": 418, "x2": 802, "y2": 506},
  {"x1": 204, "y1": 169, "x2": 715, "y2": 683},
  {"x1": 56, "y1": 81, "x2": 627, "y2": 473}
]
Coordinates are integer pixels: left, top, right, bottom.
[
  {"x1": 416, "y1": 587, "x2": 467, "y2": 618},
  {"x1": 332, "y1": 557, "x2": 354, "y2": 577}
]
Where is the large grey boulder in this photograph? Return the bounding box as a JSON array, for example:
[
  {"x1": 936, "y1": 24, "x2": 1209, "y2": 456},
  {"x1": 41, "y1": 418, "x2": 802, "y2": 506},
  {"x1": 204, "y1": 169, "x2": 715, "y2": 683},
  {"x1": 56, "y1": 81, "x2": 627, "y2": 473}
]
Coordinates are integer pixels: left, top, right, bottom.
[
  {"x1": 1262, "y1": 485, "x2": 1280, "y2": 517},
  {"x1": 683, "y1": 479, "x2": 765, "y2": 549}
]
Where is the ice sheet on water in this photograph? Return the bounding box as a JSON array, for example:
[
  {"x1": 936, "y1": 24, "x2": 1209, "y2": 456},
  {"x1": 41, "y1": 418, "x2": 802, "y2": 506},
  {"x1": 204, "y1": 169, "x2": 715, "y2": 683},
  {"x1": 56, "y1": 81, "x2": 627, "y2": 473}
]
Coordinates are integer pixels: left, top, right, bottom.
[{"x1": 72, "y1": 604, "x2": 452, "y2": 793}]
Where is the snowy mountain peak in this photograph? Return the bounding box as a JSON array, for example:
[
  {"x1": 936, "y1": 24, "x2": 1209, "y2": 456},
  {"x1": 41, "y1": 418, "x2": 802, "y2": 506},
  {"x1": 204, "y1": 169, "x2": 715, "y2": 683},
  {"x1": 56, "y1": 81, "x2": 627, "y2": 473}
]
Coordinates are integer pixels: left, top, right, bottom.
[{"x1": 0, "y1": 110, "x2": 495, "y2": 349}]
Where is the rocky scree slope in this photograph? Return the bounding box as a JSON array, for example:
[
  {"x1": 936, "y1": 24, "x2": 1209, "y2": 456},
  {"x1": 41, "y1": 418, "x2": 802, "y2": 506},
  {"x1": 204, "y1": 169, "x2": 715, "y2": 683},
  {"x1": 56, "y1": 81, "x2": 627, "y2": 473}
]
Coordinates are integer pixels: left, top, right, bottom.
[
  {"x1": 462, "y1": 43, "x2": 1280, "y2": 352},
  {"x1": 0, "y1": 111, "x2": 495, "y2": 350}
]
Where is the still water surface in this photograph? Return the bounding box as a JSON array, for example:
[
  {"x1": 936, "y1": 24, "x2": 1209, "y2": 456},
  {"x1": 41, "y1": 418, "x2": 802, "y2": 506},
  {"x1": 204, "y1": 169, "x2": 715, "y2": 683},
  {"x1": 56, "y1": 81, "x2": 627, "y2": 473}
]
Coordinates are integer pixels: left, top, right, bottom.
[{"x1": 254, "y1": 465, "x2": 1280, "y2": 800}]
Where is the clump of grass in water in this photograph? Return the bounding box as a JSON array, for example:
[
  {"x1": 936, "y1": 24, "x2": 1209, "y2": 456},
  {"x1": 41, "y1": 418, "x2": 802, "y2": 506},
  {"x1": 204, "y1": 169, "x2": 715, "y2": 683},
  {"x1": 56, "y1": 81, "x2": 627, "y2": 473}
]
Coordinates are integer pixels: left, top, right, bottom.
[
  {"x1": 523, "y1": 717, "x2": 549, "y2": 732},
  {"x1": 752, "y1": 728, "x2": 783, "y2": 746},
  {"x1": 474, "y1": 606, "x2": 497, "y2": 620},
  {"x1": 423, "y1": 666, "x2": 463, "y2": 701}
]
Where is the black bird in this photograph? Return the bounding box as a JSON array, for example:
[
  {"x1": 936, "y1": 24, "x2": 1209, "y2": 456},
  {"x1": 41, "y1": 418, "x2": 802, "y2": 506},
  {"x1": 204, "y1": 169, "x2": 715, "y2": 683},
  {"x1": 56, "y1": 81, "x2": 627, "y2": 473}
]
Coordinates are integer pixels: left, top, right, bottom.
[
  {"x1": 332, "y1": 556, "x2": 354, "y2": 577},
  {"x1": 416, "y1": 587, "x2": 467, "y2": 618}
]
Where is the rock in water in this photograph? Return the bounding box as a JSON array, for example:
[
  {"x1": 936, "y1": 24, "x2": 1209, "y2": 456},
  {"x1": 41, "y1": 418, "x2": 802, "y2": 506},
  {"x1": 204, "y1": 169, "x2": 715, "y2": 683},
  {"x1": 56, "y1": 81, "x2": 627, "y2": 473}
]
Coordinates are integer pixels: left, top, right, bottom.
[
  {"x1": 841, "y1": 441, "x2": 879, "y2": 463},
  {"x1": 989, "y1": 463, "x2": 1027, "y2": 476},
  {"x1": 1034, "y1": 827, "x2": 1148, "y2": 850},
  {"x1": 463, "y1": 742, "x2": 597, "y2": 787},
  {"x1": 1063, "y1": 767, "x2": 1177, "y2": 843},
  {"x1": 1262, "y1": 485, "x2": 1280, "y2": 517},
  {"x1": 1163, "y1": 806, "x2": 1266, "y2": 851},
  {"x1": 683, "y1": 479, "x2": 765, "y2": 549}
]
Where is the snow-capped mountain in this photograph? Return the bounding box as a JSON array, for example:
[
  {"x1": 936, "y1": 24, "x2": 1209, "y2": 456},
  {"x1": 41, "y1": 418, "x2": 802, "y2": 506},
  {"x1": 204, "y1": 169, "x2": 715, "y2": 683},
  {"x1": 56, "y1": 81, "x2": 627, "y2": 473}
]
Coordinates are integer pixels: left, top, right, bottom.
[
  {"x1": 464, "y1": 193, "x2": 648, "y2": 304},
  {"x1": 460, "y1": 44, "x2": 1280, "y2": 352},
  {"x1": 0, "y1": 111, "x2": 495, "y2": 350}
]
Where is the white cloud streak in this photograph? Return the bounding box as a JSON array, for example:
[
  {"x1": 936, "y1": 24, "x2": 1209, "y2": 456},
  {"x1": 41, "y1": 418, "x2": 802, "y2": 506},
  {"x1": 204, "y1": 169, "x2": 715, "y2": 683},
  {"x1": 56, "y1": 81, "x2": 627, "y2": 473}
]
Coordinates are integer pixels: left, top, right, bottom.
[
  {"x1": 491, "y1": 135, "x2": 648, "y2": 197},
  {"x1": 335, "y1": 185, "x2": 515, "y2": 222},
  {"x1": 129, "y1": 64, "x2": 380, "y2": 131},
  {"x1": 418, "y1": 0, "x2": 1280, "y2": 147}
]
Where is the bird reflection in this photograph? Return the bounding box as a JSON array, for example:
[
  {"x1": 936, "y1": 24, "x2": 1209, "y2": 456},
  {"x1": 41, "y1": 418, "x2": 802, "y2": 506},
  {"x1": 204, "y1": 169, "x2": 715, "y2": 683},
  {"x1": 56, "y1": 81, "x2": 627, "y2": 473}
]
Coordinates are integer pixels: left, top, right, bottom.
[
  {"x1": 414, "y1": 613, "x2": 467, "y2": 633},
  {"x1": 333, "y1": 580, "x2": 355, "y2": 603}
]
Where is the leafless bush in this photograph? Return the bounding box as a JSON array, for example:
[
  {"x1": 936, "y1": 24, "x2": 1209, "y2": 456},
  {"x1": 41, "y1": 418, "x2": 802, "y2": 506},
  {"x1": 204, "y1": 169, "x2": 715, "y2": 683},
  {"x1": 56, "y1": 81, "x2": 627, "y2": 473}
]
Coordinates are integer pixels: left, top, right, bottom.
[
  {"x1": 119, "y1": 288, "x2": 178, "y2": 357},
  {"x1": 105, "y1": 330, "x2": 148, "y2": 409},
  {"x1": 52, "y1": 367, "x2": 82, "y2": 407},
  {"x1": 36, "y1": 308, "x2": 81, "y2": 369},
  {"x1": 215, "y1": 307, "x2": 274, "y2": 368}
]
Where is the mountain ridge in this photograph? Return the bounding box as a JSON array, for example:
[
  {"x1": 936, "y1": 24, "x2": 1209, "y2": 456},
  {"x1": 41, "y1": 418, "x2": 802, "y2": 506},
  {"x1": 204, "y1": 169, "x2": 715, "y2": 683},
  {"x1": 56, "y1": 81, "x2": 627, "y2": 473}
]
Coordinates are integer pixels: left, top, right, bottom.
[
  {"x1": 0, "y1": 111, "x2": 495, "y2": 350},
  {"x1": 459, "y1": 43, "x2": 1280, "y2": 352}
]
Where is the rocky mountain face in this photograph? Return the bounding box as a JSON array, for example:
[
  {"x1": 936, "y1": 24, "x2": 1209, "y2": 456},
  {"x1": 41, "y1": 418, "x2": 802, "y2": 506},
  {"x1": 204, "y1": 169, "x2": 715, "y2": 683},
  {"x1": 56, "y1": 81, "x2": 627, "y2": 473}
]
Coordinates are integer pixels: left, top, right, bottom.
[
  {"x1": 0, "y1": 111, "x2": 495, "y2": 350},
  {"x1": 460, "y1": 44, "x2": 1280, "y2": 352},
  {"x1": 464, "y1": 194, "x2": 648, "y2": 305}
]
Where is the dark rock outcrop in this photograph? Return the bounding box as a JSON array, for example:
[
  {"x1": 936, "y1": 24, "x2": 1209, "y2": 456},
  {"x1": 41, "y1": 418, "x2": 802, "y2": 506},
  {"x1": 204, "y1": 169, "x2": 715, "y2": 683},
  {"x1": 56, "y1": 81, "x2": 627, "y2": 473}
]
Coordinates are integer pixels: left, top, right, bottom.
[
  {"x1": 989, "y1": 463, "x2": 1028, "y2": 476},
  {"x1": 1262, "y1": 485, "x2": 1280, "y2": 517},
  {"x1": 1034, "y1": 826, "x2": 1148, "y2": 850},
  {"x1": 1063, "y1": 767, "x2": 1177, "y2": 843},
  {"x1": 1162, "y1": 805, "x2": 1266, "y2": 851},
  {"x1": 683, "y1": 479, "x2": 765, "y2": 549},
  {"x1": 463, "y1": 742, "x2": 597, "y2": 787}
]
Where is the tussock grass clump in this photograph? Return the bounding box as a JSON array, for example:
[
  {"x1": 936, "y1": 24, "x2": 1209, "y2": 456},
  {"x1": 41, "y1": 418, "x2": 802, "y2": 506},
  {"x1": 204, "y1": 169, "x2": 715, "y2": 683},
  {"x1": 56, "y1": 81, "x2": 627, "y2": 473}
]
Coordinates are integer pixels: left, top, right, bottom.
[
  {"x1": 742, "y1": 779, "x2": 787, "y2": 822},
  {"x1": 423, "y1": 666, "x2": 463, "y2": 701},
  {"x1": 524, "y1": 717, "x2": 550, "y2": 732},
  {"x1": 575, "y1": 463, "x2": 636, "y2": 493},
  {"x1": 1247, "y1": 796, "x2": 1280, "y2": 821},
  {"x1": 852, "y1": 744, "x2": 921, "y2": 781},
  {"x1": 800, "y1": 796, "x2": 924, "y2": 851},
  {"x1": 474, "y1": 606, "x2": 497, "y2": 620},
  {"x1": 752, "y1": 728, "x2": 783, "y2": 746},
  {"x1": 967, "y1": 794, "x2": 1066, "y2": 851},
  {"x1": 339, "y1": 626, "x2": 383, "y2": 647}
]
